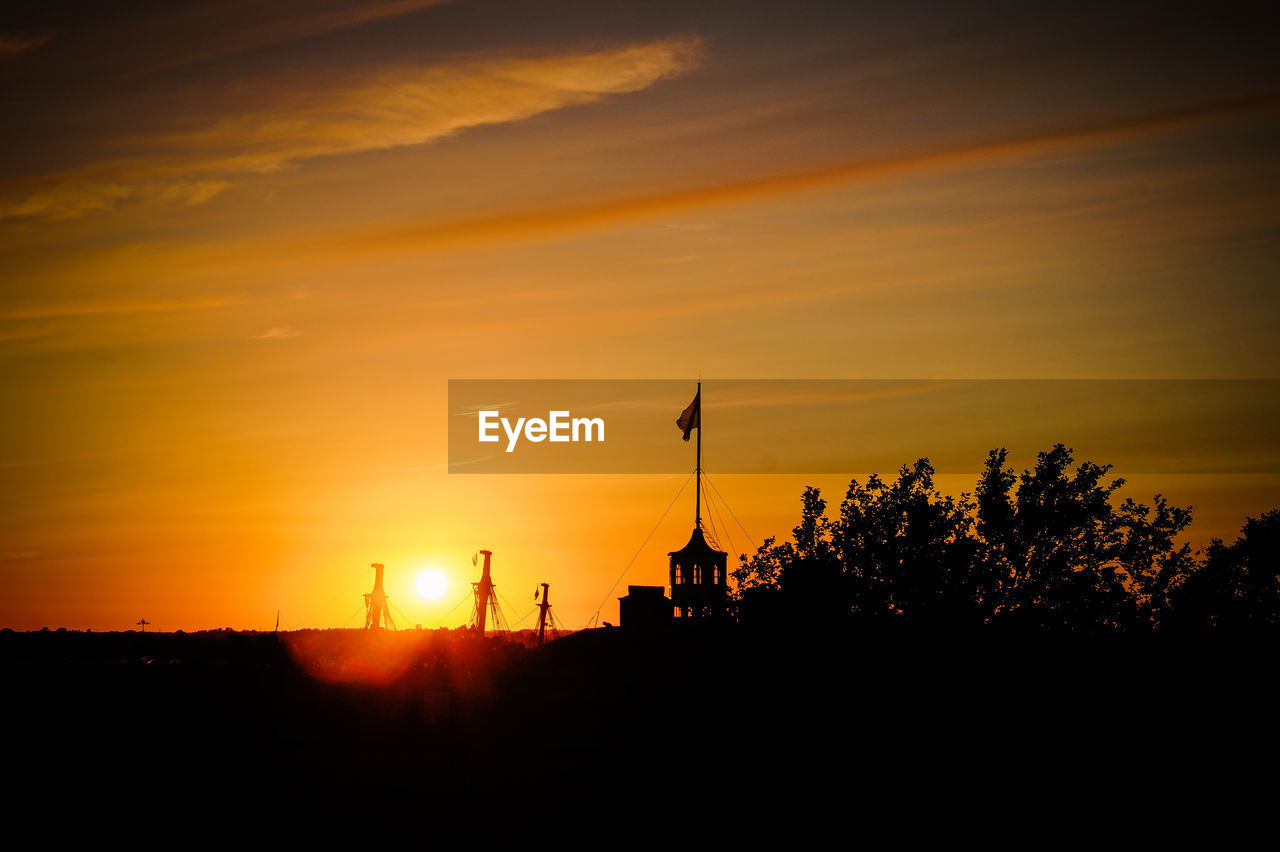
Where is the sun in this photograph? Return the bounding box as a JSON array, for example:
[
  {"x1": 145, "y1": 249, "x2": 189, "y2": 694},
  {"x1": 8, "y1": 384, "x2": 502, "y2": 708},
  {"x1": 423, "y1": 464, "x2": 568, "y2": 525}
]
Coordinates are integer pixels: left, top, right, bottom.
[{"x1": 414, "y1": 569, "x2": 449, "y2": 601}]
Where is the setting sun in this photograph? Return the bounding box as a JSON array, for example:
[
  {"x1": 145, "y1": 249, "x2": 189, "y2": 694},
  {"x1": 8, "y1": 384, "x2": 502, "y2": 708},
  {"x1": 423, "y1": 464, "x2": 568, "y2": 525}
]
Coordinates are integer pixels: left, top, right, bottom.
[{"x1": 414, "y1": 569, "x2": 449, "y2": 601}]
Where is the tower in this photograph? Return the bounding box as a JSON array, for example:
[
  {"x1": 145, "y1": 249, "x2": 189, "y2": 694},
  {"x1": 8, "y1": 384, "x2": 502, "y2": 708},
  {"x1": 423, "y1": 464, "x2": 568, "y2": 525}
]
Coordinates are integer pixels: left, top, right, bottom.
[
  {"x1": 669, "y1": 527, "x2": 728, "y2": 619},
  {"x1": 363, "y1": 562, "x2": 395, "y2": 630},
  {"x1": 669, "y1": 382, "x2": 729, "y2": 620}
]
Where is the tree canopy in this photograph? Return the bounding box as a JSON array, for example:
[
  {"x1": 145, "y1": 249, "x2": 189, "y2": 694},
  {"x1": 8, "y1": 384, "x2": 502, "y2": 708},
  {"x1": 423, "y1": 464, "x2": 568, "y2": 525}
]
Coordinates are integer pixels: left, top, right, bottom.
[{"x1": 732, "y1": 444, "x2": 1276, "y2": 631}]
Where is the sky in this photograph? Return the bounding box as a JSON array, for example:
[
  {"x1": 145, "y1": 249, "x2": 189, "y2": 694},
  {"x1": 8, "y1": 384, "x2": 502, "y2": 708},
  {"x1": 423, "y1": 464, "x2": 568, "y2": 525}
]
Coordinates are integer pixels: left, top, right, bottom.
[{"x1": 1, "y1": 0, "x2": 1278, "y2": 631}]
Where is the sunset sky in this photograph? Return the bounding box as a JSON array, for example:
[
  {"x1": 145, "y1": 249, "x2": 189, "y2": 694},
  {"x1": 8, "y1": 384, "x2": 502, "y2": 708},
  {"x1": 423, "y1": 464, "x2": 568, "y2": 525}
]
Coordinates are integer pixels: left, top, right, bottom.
[{"x1": 2, "y1": 0, "x2": 1278, "y2": 631}]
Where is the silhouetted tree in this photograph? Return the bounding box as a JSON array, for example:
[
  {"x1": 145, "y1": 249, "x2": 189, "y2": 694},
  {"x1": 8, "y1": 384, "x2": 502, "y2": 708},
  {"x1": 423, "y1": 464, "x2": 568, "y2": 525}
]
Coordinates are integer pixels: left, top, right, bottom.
[
  {"x1": 833, "y1": 459, "x2": 976, "y2": 620},
  {"x1": 981, "y1": 444, "x2": 1133, "y2": 629},
  {"x1": 732, "y1": 486, "x2": 834, "y2": 595},
  {"x1": 1168, "y1": 510, "x2": 1280, "y2": 631},
  {"x1": 732, "y1": 535, "x2": 789, "y2": 593},
  {"x1": 731, "y1": 443, "x2": 1231, "y2": 631},
  {"x1": 793, "y1": 486, "x2": 835, "y2": 562},
  {"x1": 1115, "y1": 494, "x2": 1195, "y2": 629},
  {"x1": 974, "y1": 448, "x2": 1018, "y2": 618}
]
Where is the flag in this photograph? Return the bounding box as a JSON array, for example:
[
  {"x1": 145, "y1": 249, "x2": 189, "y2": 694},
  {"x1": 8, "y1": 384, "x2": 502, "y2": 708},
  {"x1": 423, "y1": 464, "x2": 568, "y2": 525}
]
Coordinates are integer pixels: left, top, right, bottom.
[{"x1": 676, "y1": 390, "x2": 700, "y2": 441}]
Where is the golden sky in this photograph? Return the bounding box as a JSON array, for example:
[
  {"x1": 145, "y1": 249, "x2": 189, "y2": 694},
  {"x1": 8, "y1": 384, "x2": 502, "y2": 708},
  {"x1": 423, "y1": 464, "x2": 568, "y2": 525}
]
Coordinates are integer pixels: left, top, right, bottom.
[{"x1": 2, "y1": 0, "x2": 1278, "y2": 630}]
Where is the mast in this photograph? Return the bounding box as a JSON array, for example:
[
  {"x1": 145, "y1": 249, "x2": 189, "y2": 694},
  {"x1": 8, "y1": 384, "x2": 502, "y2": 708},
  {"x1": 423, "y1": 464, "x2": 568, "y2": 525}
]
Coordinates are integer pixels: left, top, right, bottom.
[{"x1": 695, "y1": 380, "x2": 702, "y2": 529}]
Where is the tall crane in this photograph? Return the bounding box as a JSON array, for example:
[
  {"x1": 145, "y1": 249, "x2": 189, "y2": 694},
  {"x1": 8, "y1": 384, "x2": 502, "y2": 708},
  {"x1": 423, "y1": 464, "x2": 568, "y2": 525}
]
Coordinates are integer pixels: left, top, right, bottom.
[
  {"x1": 364, "y1": 562, "x2": 395, "y2": 630},
  {"x1": 535, "y1": 583, "x2": 552, "y2": 646},
  {"x1": 470, "y1": 550, "x2": 508, "y2": 634}
]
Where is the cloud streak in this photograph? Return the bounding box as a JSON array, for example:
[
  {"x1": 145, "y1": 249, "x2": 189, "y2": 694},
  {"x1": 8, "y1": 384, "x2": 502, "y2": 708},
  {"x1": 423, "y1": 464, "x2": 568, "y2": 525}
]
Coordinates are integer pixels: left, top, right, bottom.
[
  {"x1": 154, "y1": 0, "x2": 456, "y2": 72},
  {"x1": 250, "y1": 327, "x2": 303, "y2": 340},
  {"x1": 0, "y1": 296, "x2": 233, "y2": 321},
  {"x1": 0, "y1": 36, "x2": 703, "y2": 221},
  {"x1": 340, "y1": 91, "x2": 1280, "y2": 255}
]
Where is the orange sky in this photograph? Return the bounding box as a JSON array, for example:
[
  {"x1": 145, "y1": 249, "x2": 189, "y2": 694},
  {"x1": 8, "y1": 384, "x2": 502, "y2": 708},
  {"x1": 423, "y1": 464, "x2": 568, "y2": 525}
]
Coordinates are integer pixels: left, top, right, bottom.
[{"x1": 2, "y1": 0, "x2": 1278, "y2": 630}]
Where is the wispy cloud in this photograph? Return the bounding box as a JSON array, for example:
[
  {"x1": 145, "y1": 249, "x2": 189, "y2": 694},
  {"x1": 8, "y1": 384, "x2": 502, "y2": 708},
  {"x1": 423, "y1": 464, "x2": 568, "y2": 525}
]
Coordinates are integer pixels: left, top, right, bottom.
[
  {"x1": 0, "y1": 296, "x2": 232, "y2": 321},
  {"x1": 250, "y1": 327, "x2": 303, "y2": 339},
  {"x1": 0, "y1": 32, "x2": 54, "y2": 57},
  {"x1": 154, "y1": 0, "x2": 456, "y2": 71},
  {"x1": 455, "y1": 403, "x2": 515, "y2": 418},
  {"x1": 0, "y1": 35, "x2": 703, "y2": 221},
  {"x1": 338, "y1": 91, "x2": 1280, "y2": 255},
  {"x1": 395, "y1": 457, "x2": 491, "y2": 471},
  {"x1": 0, "y1": 326, "x2": 51, "y2": 343}
]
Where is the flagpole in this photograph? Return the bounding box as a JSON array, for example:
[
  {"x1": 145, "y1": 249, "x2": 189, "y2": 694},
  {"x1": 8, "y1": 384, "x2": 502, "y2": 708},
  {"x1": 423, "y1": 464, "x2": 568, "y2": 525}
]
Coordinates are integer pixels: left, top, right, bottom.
[{"x1": 695, "y1": 380, "x2": 701, "y2": 529}]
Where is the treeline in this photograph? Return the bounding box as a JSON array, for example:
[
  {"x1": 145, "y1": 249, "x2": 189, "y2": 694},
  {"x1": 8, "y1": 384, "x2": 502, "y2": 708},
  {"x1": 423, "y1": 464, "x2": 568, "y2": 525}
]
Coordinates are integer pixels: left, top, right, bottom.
[{"x1": 733, "y1": 444, "x2": 1279, "y2": 631}]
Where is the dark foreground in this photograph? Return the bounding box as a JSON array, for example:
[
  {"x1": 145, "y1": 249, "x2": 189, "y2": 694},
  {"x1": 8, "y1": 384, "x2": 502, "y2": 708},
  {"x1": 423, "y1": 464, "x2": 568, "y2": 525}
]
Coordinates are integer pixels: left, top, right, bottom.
[{"x1": 3, "y1": 626, "x2": 1275, "y2": 838}]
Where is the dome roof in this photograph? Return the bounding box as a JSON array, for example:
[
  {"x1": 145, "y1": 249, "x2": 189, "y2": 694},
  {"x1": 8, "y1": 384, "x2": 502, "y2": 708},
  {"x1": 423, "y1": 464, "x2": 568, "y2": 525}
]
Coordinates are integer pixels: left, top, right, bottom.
[{"x1": 668, "y1": 526, "x2": 726, "y2": 560}]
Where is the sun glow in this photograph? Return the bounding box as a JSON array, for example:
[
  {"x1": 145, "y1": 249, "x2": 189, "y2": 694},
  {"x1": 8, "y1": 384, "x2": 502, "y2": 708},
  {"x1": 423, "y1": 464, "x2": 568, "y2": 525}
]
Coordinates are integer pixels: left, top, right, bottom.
[{"x1": 414, "y1": 569, "x2": 449, "y2": 601}]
